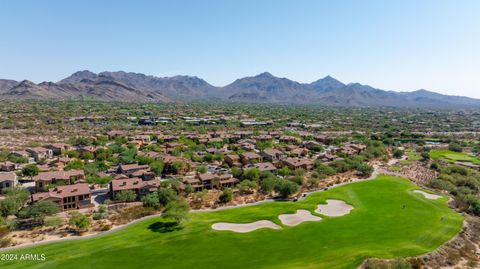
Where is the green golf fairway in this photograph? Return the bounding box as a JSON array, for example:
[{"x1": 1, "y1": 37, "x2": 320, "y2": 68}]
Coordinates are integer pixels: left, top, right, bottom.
[
  {"x1": 430, "y1": 149, "x2": 480, "y2": 164},
  {"x1": 0, "y1": 175, "x2": 463, "y2": 269}
]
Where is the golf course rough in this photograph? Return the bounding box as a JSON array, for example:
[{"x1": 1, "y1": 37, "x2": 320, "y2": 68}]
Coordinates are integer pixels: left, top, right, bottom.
[{"x1": 0, "y1": 175, "x2": 463, "y2": 269}]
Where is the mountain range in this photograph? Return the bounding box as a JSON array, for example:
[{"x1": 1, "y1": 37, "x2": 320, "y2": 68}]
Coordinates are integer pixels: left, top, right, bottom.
[{"x1": 0, "y1": 70, "x2": 478, "y2": 108}]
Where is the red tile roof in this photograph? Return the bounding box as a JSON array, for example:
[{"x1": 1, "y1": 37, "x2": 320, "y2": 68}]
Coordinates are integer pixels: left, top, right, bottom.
[{"x1": 32, "y1": 183, "x2": 90, "y2": 202}]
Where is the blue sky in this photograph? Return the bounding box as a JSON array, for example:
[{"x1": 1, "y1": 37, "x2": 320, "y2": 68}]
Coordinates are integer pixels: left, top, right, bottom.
[{"x1": 1, "y1": 0, "x2": 479, "y2": 97}]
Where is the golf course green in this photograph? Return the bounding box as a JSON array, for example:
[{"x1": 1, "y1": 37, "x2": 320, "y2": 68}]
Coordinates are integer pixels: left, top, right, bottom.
[
  {"x1": 0, "y1": 175, "x2": 463, "y2": 269},
  {"x1": 430, "y1": 149, "x2": 480, "y2": 164}
]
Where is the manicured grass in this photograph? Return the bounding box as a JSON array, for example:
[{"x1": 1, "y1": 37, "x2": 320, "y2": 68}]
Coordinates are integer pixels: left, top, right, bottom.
[
  {"x1": 406, "y1": 149, "x2": 421, "y2": 161},
  {"x1": 0, "y1": 175, "x2": 463, "y2": 269},
  {"x1": 430, "y1": 150, "x2": 480, "y2": 164},
  {"x1": 399, "y1": 149, "x2": 421, "y2": 165}
]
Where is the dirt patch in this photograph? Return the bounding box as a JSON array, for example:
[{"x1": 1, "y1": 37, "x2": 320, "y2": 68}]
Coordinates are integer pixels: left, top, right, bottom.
[
  {"x1": 278, "y1": 210, "x2": 322, "y2": 226},
  {"x1": 212, "y1": 220, "x2": 280, "y2": 233},
  {"x1": 315, "y1": 199, "x2": 354, "y2": 217}
]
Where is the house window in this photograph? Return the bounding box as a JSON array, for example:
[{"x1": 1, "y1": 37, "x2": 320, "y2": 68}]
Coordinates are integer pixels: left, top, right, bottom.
[{"x1": 5, "y1": 182, "x2": 10, "y2": 188}]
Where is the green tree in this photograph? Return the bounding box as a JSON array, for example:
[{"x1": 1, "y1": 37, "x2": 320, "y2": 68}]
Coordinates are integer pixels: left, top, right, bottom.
[
  {"x1": 17, "y1": 201, "x2": 59, "y2": 219},
  {"x1": 356, "y1": 163, "x2": 374, "y2": 177},
  {"x1": 218, "y1": 188, "x2": 233, "y2": 203},
  {"x1": 0, "y1": 198, "x2": 20, "y2": 217},
  {"x1": 197, "y1": 165, "x2": 208, "y2": 174},
  {"x1": 236, "y1": 180, "x2": 258, "y2": 194},
  {"x1": 171, "y1": 160, "x2": 186, "y2": 174},
  {"x1": 421, "y1": 151, "x2": 430, "y2": 162},
  {"x1": 289, "y1": 175, "x2": 304, "y2": 185},
  {"x1": 448, "y1": 142, "x2": 463, "y2": 152},
  {"x1": 162, "y1": 199, "x2": 189, "y2": 224},
  {"x1": 142, "y1": 192, "x2": 160, "y2": 209},
  {"x1": 243, "y1": 168, "x2": 261, "y2": 181},
  {"x1": 231, "y1": 167, "x2": 242, "y2": 178},
  {"x1": 315, "y1": 164, "x2": 336, "y2": 178},
  {"x1": 184, "y1": 184, "x2": 194, "y2": 194},
  {"x1": 81, "y1": 152, "x2": 95, "y2": 160},
  {"x1": 277, "y1": 166, "x2": 291, "y2": 176},
  {"x1": 115, "y1": 190, "x2": 137, "y2": 202},
  {"x1": 274, "y1": 179, "x2": 299, "y2": 198},
  {"x1": 2, "y1": 187, "x2": 30, "y2": 205},
  {"x1": 69, "y1": 211, "x2": 91, "y2": 231},
  {"x1": 260, "y1": 177, "x2": 277, "y2": 193},
  {"x1": 157, "y1": 188, "x2": 178, "y2": 206},
  {"x1": 22, "y1": 164, "x2": 39, "y2": 179},
  {"x1": 64, "y1": 160, "x2": 84, "y2": 171},
  {"x1": 393, "y1": 149, "x2": 404, "y2": 158},
  {"x1": 150, "y1": 161, "x2": 165, "y2": 176}
]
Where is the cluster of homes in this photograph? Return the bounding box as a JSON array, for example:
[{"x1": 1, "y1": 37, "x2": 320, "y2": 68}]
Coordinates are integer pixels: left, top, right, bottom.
[{"x1": 0, "y1": 129, "x2": 367, "y2": 212}]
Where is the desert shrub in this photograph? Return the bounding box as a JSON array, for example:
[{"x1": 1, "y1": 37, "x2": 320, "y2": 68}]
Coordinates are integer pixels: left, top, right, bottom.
[
  {"x1": 218, "y1": 188, "x2": 233, "y2": 204},
  {"x1": 274, "y1": 179, "x2": 299, "y2": 198}
]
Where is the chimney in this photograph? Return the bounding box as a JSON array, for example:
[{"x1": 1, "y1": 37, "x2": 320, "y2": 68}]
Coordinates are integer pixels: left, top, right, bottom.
[{"x1": 72, "y1": 188, "x2": 77, "y2": 192}]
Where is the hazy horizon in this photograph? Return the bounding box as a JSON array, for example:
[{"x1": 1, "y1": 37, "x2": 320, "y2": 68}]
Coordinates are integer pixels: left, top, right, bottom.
[{"x1": 1, "y1": 0, "x2": 479, "y2": 98}]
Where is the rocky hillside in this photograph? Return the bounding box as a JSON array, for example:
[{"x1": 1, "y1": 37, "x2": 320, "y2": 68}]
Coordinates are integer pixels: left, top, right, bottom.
[{"x1": 0, "y1": 71, "x2": 478, "y2": 108}]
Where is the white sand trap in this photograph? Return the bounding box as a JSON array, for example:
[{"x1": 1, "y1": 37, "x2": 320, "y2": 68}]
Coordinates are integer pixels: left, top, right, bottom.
[
  {"x1": 413, "y1": 190, "x2": 442, "y2": 200},
  {"x1": 212, "y1": 220, "x2": 280, "y2": 233},
  {"x1": 278, "y1": 209, "x2": 322, "y2": 226},
  {"x1": 315, "y1": 199, "x2": 354, "y2": 217}
]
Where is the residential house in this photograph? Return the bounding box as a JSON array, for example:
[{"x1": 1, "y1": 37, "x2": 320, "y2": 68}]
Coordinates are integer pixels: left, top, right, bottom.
[
  {"x1": 182, "y1": 174, "x2": 203, "y2": 191},
  {"x1": 282, "y1": 158, "x2": 314, "y2": 171},
  {"x1": 26, "y1": 147, "x2": 53, "y2": 162},
  {"x1": 130, "y1": 169, "x2": 156, "y2": 180},
  {"x1": 129, "y1": 135, "x2": 151, "y2": 144},
  {"x1": 197, "y1": 172, "x2": 238, "y2": 189},
  {"x1": 0, "y1": 172, "x2": 17, "y2": 190},
  {"x1": 31, "y1": 183, "x2": 93, "y2": 211},
  {"x1": 33, "y1": 170, "x2": 85, "y2": 191},
  {"x1": 0, "y1": 161, "x2": 17, "y2": 172},
  {"x1": 280, "y1": 136, "x2": 301, "y2": 144},
  {"x1": 217, "y1": 173, "x2": 238, "y2": 188},
  {"x1": 303, "y1": 141, "x2": 322, "y2": 150},
  {"x1": 318, "y1": 152, "x2": 339, "y2": 162},
  {"x1": 337, "y1": 144, "x2": 366, "y2": 156},
  {"x1": 253, "y1": 134, "x2": 272, "y2": 142},
  {"x1": 240, "y1": 152, "x2": 262, "y2": 165},
  {"x1": 252, "y1": 162, "x2": 277, "y2": 172},
  {"x1": 224, "y1": 154, "x2": 241, "y2": 167},
  {"x1": 10, "y1": 150, "x2": 34, "y2": 163},
  {"x1": 117, "y1": 164, "x2": 150, "y2": 176},
  {"x1": 46, "y1": 143, "x2": 75, "y2": 156},
  {"x1": 198, "y1": 172, "x2": 216, "y2": 189},
  {"x1": 106, "y1": 130, "x2": 125, "y2": 140},
  {"x1": 261, "y1": 148, "x2": 286, "y2": 162},
  {"x1": 110, "y1": 178, "x2": 160, "y2": 200}
]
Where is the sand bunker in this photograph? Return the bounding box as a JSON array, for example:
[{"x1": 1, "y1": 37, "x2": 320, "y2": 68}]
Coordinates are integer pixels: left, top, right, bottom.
[
  {"x1": 278, "y1": 209, "x2": 322, "y2": 226},
  {"x1": 413, "y1": 190, "x2": 442, "y2": 200},
  {"x1": 315, "y1": 199, "x2": 354, "y2": 217},
  {"x1": 212, "y1": 220, "x2": 280, "y2": 233}
]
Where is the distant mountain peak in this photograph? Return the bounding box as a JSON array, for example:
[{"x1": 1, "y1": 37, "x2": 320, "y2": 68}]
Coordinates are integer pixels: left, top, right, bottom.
[
  {"x1": 1, "y1": 70, "x2": 479, "y2": 108},
  {"x1": 59, "y1": 70, "x2": 97, "y2": 84},
  {"x1": 310, "y1": 75, "x2": 345, "y2": 92},
  {"x1": 17, "y1": 80, "x2": 36, "y2": 87},
  {"x1": 412, "y1": 89, "x2": 432, "y2": 94},
  {"x1": 254, "y1": 72, "x2": 275, "y2": 78}
]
